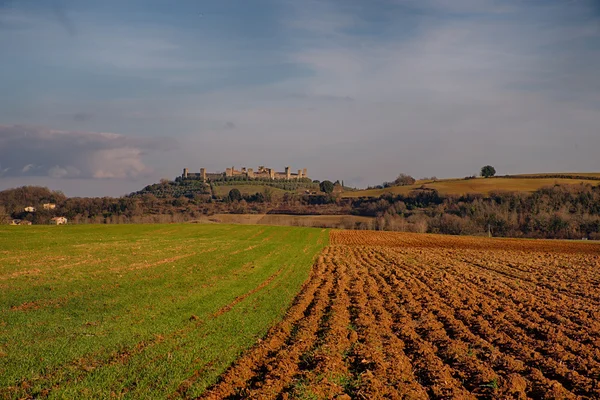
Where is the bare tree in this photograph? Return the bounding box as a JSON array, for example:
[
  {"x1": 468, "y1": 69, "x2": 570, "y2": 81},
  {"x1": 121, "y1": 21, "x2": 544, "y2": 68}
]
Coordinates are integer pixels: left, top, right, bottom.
[{"x1": 0, "y1": 206, "x2": 8, "y2": 224}]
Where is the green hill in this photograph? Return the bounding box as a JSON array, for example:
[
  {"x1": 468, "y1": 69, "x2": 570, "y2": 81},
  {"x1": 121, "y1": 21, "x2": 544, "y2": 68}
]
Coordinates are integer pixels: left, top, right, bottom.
[{"x1": 131, "y1": 177, "x2": 320, "y2": 200}]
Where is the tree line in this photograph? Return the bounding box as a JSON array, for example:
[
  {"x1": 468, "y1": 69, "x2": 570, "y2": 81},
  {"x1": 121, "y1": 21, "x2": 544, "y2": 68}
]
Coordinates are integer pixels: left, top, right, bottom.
[{"x1": 2, "y1": 182, "x2": 600, "y2": 240}]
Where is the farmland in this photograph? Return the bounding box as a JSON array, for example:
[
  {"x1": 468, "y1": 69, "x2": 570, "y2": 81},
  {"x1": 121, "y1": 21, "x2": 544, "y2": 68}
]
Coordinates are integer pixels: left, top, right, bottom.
[
  {"x1": 204, "y1": 230, "x2": 600, "y2": 399},
  {"x1": 343, "y1": 174, "x2": 600, "y2": 197},
  {"x1": 0, "y1": 224, "x2": 328, "y2": 399}
]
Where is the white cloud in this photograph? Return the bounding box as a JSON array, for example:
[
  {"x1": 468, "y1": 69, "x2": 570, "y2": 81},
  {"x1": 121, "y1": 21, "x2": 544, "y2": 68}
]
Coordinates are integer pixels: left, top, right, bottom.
[
  {"x1": 0, "y1": 125, "x2": 172, "y2": 180},
  {"x1": 21, "y1": 163, "x2": 35, "y2": 173}
]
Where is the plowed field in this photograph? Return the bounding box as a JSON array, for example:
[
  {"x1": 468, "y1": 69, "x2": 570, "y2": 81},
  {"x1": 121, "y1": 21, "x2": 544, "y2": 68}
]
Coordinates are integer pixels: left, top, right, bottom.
[{"x1": 202, "y1": 231, "x2": 600, "y2": 399}]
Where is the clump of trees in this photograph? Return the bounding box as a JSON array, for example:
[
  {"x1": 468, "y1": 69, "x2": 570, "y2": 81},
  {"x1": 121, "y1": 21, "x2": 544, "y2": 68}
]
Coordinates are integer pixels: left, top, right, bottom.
[
  {"x1": 481, "y1": 165, "x2": 496, "y2": 178},
  {"x1": 371, "y1": 173, "x2": 417, "y2": 189},
  {"x1": 351, "y1": 183, "x2": 600, "y2": 239},
  {"x1": 394, "y1": 174, "x2": 416, "y2": 186}
]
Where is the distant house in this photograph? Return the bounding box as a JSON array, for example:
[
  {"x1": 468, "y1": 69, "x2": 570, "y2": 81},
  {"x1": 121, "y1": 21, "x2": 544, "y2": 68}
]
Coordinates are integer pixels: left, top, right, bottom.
[
  {"x1": 24, "y1": 206, "x2": 36, "y2": 213},
  {"x1": 42, "y1": 203, "x2": 56, "y2": 210},
  {"x1": 50, "y1": 217, "x2": 67, "y2": 225}
]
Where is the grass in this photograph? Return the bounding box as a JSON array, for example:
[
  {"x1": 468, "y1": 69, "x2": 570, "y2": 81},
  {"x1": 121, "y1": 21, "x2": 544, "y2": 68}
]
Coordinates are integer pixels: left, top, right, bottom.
[
  {"x1": 343, "y1": 174, "x2": 600, "y2": 198},
  {"x1": 0, "y1": 224, "x2": 328, "y2": 399}
]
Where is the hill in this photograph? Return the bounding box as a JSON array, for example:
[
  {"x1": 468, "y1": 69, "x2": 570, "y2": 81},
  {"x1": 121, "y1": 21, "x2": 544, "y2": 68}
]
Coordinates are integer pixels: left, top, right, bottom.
[
  {"x1": 132, "y1": 177, "x2": 320, "y2": 200},
  {"x1": 343, "y1": 173, "x2": 600, "y2": 198}
]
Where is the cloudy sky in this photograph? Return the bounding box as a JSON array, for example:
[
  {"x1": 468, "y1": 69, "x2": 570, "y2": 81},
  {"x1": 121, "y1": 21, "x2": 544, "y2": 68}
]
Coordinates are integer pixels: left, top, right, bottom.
[{"x1": 0, "y1": 0, "x2": 599, "y2": 196}]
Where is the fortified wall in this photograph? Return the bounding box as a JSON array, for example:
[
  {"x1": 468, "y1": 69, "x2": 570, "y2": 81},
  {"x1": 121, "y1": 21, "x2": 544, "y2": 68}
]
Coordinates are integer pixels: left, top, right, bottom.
[{"x1": 182, "y1": 166, "x2": 308, "y2": 182}]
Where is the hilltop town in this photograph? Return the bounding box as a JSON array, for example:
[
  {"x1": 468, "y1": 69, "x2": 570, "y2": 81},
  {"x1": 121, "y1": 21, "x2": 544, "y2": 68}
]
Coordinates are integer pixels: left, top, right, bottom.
[{"x1": 182, "y1": 166, "x2": 308, "y2": 181}]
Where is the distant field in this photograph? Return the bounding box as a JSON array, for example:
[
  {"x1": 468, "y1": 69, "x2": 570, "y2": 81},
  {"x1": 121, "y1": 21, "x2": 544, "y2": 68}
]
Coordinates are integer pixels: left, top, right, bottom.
[
  {"x1": 212, "y1": 184, "x2": 319, "y2": 200},
  {"x1": 193, "y1": 213, "x2": 373, "y2": 229},
  {"x1": 0, "y1": 224, "x2": 328, "y2": 399},
  {"x1": 343, "y1": 174, "x2": 600, "y2": 198},
  {"x1": 510, "y1": 172, "x2": 600, "y2": 179}
]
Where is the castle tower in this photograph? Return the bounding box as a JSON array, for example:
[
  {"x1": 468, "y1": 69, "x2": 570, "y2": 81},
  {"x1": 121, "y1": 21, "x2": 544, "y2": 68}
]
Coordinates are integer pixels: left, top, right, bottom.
[
  {"x1": 297, "y1": 169, "x2": 303, "y2": 180},
  {"x1": 200, "y1": 168, "x2": 206, "y2": 182},
  {"x1": 285, "y1": 166, "x2": 291, "y2": 180},
  {"x1": 269, "y1": 168, "x2": 275, "y2": 180},
  {"x1": 248, "y1": 168, "x2": 254, "y2": 178},
  {"x1": 226, "y1": 167, "x2": 232, "y2": 177},
  {"x1": 303, "y1": 168, "x2": 307, "y2": 179},
  {"x1": 183, "y1": 168, "x2": 189, "y2": 179}
]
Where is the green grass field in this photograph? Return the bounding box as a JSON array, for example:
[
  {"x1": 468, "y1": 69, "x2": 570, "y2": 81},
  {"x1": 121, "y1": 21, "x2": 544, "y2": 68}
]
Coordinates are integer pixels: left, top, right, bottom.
[
  {"x1": 211, "y1": 184, "x2": 315, "y2": 199},
  {"x1": 0, "y1": 224, "x2": 328, "y2": 399}
]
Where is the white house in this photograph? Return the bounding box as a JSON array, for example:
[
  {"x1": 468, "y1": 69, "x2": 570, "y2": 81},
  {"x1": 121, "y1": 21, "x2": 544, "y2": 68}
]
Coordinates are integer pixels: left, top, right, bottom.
[
  {"x1": 50, "y1": 217, "x2": 67, "y2": 225},
  {"x1": 24, "y1": 206, "x2": 36, "y2": 212},
  {"x1": 42, "y1": 203, "x2": 56, "y2": 210}
]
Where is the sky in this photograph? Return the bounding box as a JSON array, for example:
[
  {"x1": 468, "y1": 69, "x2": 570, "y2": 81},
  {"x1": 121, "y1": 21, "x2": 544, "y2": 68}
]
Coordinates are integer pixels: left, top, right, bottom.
[{"x1": 0, "y1": 0, "x2": 599, "y2": 197}]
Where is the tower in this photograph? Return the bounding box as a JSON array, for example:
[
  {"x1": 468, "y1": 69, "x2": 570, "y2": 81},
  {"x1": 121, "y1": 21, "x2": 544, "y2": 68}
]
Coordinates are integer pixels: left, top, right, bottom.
[
  {"x1": 297, "y1": 169, "x2": 303, "y2": 180},
  {"x1": 183, "y1": 168, "x2": 189, "y2": 179},
  {"x1": 285, "y1": 166, "x2": 291, "y2": 180},
  {"x1": 303, "y1": 168, "x2": 307, "y2": 179},
  {"x1": 200, "y1": 168, "x2": 206, "y2": 182}
]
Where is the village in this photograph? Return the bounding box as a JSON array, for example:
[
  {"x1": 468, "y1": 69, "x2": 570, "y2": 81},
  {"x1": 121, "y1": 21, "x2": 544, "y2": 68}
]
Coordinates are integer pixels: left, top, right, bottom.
[{"x1": 9, "y1": 203, "x2": 67, "y2": 226}]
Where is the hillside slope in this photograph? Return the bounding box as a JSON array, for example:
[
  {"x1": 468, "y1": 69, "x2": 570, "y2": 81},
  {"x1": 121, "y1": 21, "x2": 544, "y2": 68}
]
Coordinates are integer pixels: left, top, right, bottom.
[{"x1": 343, "y1": 174, "x2": 600, "y2": 198}]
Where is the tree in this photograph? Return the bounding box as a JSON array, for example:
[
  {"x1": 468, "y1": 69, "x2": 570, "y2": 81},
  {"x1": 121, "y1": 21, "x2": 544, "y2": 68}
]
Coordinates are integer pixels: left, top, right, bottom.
[
  {"x1": 394, "y1": 174, "x2": 416, "y2": 186},
  {"x1": 0, "y1": 206, "x2": 8, "y2": 224},
  {"x1": 262, "y1": 187, "x2": 274, "y2": 203},
  {"x1": 319, "y1": 180, "x2": 334, "y2": 194},
  {"x1": 228, "y1": 188, "x2": 242, "y2": 202},
  {"x1": 481, "y1": 165, "x2": 496, "y2": 178}
]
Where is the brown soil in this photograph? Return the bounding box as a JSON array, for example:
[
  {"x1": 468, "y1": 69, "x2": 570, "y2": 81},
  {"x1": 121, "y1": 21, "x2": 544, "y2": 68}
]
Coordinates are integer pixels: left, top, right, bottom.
[{"x1": 199, "y1": 231, "x2": 600, "y2": 399}]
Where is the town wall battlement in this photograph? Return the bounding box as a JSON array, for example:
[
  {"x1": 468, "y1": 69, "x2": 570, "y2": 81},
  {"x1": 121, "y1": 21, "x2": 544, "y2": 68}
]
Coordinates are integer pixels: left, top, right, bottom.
[{"x1": 182, "y1": 166, "x2": 308, "y2": 181}]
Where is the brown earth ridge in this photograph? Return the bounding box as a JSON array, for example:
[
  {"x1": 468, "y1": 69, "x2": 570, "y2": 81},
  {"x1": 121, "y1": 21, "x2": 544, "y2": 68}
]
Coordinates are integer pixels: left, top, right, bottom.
[{"x1": 200, "y1": 231, "x2": 600, "y2": 399}]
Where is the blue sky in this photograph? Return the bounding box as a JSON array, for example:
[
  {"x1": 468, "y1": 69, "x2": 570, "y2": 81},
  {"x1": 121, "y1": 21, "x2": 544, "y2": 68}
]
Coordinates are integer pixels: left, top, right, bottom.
[{"x1": 0, "y1": 0, "x2": 599, "y2": 196}]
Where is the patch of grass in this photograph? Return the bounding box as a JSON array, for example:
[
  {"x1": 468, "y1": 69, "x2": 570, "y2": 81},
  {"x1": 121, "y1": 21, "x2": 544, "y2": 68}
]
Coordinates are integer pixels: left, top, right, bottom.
[
  {"x1": 289, "y1": 377, "x2": 319, "y2": 400},
  {"x1": 0, "y1": 224, "x2": 328, "y2": 399},
  {"x1": 330, "y1": 373, "x2": 362, "y2": 394},
  {"x1": 480, "y1": 378, "x2": 499, "y2": 390}
]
